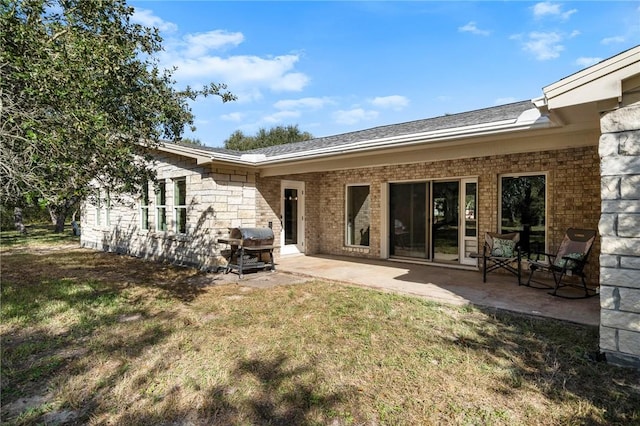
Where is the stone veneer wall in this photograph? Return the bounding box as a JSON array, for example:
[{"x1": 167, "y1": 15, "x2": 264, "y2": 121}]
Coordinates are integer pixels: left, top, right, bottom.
[
  {"x1": 599, "y1": 102, "x2": 640, "y2": 369},
  {"x1": 263, "y1": 146, "x2": 601, "y2": 283},
  {"x1": 80, "y1": 152, "x2": 258, "y2": 270}
]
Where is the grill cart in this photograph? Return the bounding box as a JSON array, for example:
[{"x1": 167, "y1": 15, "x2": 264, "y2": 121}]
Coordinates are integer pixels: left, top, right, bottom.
[{"x1": 217, "y1": 227, "x2": 276, "y2": 278}]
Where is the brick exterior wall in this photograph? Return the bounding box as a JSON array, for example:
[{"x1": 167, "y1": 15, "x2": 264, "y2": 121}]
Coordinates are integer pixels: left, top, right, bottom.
[
  {"x1": 80, "y1": 152, "x2": 259, "y2": 270},
  {"x1": 81, "y1": 144, "x2": 601, "y2": 285},
  {"x1": 599, "y1": 102, "x2": 640, "y2": 369},
  {"x1": 257, "y1": 146, "x2": 601, "y2": 283}
]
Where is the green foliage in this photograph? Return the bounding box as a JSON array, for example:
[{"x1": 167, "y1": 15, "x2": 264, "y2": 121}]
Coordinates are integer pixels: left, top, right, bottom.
[
  {"x1": 224, "y1": 125, "x2": 313, "y2": 151},
  {"x1": 0, "y1": 0, "x2": 235, "y2": 231}
]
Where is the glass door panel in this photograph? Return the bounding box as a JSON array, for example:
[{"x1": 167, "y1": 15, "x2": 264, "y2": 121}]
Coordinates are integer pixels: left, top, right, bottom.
[
  {"x1": 389, "y1": 183, "x2": 427, "y2": 259},
  {"x1": 432, "y1": 181, "x2": 459, "y2": 262},
  {"x1": 281, "y1": 181, "x2": 305, "y2": 255},
  {"x1": 284, "y1": 188, "x2": 298, "y2": 245},
  {"x1": 461, "y1": 180, "x2": 478, "y2": 265}
]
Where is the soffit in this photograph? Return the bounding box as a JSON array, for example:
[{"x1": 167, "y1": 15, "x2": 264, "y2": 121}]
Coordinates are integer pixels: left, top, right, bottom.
[
  {"x1": 543, "y1": 45, "x2": 640, "y2": 111},
  {"x1": 258, "y1": 125, "x2": 599, "y2": 177}
]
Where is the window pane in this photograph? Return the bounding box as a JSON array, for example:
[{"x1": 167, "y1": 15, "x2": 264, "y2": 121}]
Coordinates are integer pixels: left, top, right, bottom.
[
  {"x1": 346, "y1": 185, "x2": 370, "y2": 246},
  {"x1": 141, "y1": 181, "x2": 149, "y2": 230},
  {"x1": 284, "y1": 188, "x2": 298, "y2": 244},
  {"x1": 156, "y1": 181, "x2": 166, "y2": 231},
  {"x1": 176, "y1": 208, "x2": 186, "y2": 233},
  {"x1": 465, "y1": 182, "x2": 477, "y2": 237},
  {"x1": 432, "y1": 181, "x2": 459, "y2": 262},
  {"x1": 501, "y1": 175, "x2": 545, "y2": 253},
  {"x1": 156, "y1": 181, "x2": 166, "y2": 205},
  {"x1": 390, "y1": 183, "x2": 427, "y2": 258},
  {"x1": 175, "y1": 179, "x2": 186, "y2": 205}
]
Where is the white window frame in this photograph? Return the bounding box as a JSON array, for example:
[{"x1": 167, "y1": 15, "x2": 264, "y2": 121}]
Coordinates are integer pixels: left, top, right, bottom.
[
  {"x1": 140, "y1": 181, "x2": 150, "y2": 231},
  {"x1": 345, "y1": 183, "x2": 371, "y2": 247},
  {"x1": 173, "y1": 178, "x2": 187, "y2": 234},
  {"x1": 95, "y1": 190, "x2": 102, "y2": 227},
  {"x1": 498, "y1": 172, "x2": 548, "y2": 254},
  {"x1": 156, "y1": 180, "x2": 167, "y2": 232}
]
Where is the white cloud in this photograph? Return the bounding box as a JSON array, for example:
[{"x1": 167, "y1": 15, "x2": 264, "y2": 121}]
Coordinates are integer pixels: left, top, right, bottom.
[
  {"x1": 576, "y1": 57, "x2": 602, "y2": 67},
  {"x1": 274, "y1": 97, "x2": 334, "y2": 110},
  {"x1": 370, "y1": 95, "x2": 409, "y2": 110},
  {"x1": 601, "y1": 36, "x2": 626, "y2": 45},
  {"x1": 522, "y1": 32, "x2": 564, "y2": 60},
  {"x1": 533, "y1": 2, "x2": 577, "y2": 21},
  {"x1": 131, "y1": 8, "x2": 178, "y2": 33},
  {"x1": 183, "y1": 31, "x2": 244, "y2": 57},
  {"x1": 262, "y1": 110, "x2": 301, "y2": 124},
  {"x1": 269, "y1": 72, "x2": 309, "y2": 92},
  {"x1": 333, "y1": 108, "x2": 379, "y2": 125},
  {"x1": 458, "y1": 21, "x2": 491, "y2": 36},
  {"x1": 221, "y1": 112, "x2": 244, "y2": 122},
  {"x1": 169, "y1": 54, "x2": 309, "y2": 97}
]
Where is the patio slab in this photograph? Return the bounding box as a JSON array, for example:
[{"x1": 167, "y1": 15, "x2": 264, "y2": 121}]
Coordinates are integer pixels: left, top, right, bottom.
[{"x1": 274, "y1": 254, "x2": 600, "y2": 326}]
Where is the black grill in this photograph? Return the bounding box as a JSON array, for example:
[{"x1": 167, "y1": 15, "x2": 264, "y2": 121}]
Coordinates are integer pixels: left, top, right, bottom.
[
  {"x1": 218, "y1": 227, "x2": 276, "y2": 278},
  {"x1": 228, "y1": 227, "x2": 274, "y2": 247}
]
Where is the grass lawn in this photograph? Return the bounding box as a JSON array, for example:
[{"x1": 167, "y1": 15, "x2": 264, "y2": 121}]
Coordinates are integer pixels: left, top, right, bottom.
[{"x1": 1, "y1": 228, "x2": 639, "y2": 425}]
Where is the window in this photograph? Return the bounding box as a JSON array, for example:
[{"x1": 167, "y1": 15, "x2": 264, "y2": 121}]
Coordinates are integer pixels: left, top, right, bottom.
[
  {"x1": 346, "y1": 184, "x2": 370, "y2": 246},
  {"x1": 140, "y1": 181, "x2": 150, "y2": 231},
  {"x1": 174, "y1": 178, "x2": 187, "y2": 234},
  {"x1": 95, "y1": 189, "x2": 110, "y2": 227},
  {"x1": 95, "y1": 190, "x2": 102, "y2": 226},
  {"x1": 156, "y1": 180, "x2": 167, "y2": 231},
  {"x1": 105, "y1": 190, "x2": 111, "y2": 227},
  {"x1": 500, "y1": 174, "x2": 546, "y2": 254}
]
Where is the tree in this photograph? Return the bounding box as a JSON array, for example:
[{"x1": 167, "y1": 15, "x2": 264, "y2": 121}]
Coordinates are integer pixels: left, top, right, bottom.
[
  {"x1": 0, "y1": 0, "x2": 235, "y2": 232},
  {"x1": 224, "y1": 125, "x2": 313, "y2": 151}
]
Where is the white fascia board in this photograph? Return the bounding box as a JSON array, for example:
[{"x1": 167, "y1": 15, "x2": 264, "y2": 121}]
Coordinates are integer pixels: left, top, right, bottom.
[
  {"x1": 255, "y1": 108, "x2": 553, "y2": 165},
  {"x1": 543, "y1": 46, "x2": 640, "y2": 109},
  {"x1": 155, "y1": 108, "x2": 554, "y2": 168},
  {"x1": 156, "y1": 143, "x2": 246, "y2": 166}
]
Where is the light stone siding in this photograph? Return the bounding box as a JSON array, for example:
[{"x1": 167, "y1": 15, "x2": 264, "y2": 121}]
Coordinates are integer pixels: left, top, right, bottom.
[
  {"x1": 80, "y1": 152, "x2": 258, "y2": 270},
  {"x1": 599, "y1": 102, "x2": 640, "y2": 369},
  {"x1": 257, "y1": 145, "x2": 601, "y2": 283}
]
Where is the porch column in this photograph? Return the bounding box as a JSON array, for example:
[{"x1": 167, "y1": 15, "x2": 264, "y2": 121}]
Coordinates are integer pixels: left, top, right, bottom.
[{"x1": 599, "y1": 102, "x2": 640, "y2": 369}]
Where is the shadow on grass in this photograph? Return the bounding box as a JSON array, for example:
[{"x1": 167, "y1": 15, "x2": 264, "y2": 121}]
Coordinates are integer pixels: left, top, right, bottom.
[
  {"x1": 465, "y1": 306, "x2": 640, "y2": 425},
  {"x1": 101, "y1": 352, "x2": 350, "y2": 426},
  {"x1": 1, "y1": 245, "x2": 208, "y2": 303}
]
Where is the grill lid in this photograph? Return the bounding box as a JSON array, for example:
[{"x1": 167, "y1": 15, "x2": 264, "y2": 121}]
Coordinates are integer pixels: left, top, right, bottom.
[{"x1": 229, "y1": 227, "x2": 274, "y2": 245}]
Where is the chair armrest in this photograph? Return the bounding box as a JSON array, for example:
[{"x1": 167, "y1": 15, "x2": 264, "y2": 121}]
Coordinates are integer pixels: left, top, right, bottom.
[{"x1": 526, "y1": 251, "x2": 554, "y2": 261}]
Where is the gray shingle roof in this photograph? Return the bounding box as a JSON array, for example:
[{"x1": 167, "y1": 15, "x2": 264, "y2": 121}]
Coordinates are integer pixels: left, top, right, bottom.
[
  {"x1": 173, "y1": 100, "x2": 535, "y2": 159},
  {"x1": 249, "y1": 100, "x2": 535, "y2": 157}
]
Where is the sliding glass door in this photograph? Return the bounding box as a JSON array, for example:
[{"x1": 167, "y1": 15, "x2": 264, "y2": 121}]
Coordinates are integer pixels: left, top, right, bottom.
[
  {"x1": 432, "y1": 181, "x2": 459, "y2": 262},
  {"x1": 389, "y1": 183, "x2": 427, "y2": 259},
  {"x1": 388, "y1": 179, "x2": 477, "y2": 265}
]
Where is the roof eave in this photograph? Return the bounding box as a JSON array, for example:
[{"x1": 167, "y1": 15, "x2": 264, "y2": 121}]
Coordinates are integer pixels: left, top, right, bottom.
[{"x1": 254, "y1": 109, "x2": 553, "y2": 166}]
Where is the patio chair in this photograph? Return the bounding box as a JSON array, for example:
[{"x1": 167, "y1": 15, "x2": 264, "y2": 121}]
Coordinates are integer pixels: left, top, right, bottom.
[
  {"x1": 478, "y1": 232, "x2": 521, "y2": 283},
  {"x1": 523, "y1": 228, "x2": 597, "y2": 299}
]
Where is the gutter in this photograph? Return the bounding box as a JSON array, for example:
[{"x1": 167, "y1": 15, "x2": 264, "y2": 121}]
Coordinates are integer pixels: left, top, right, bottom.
[
  {"x1": 158, "y1": 105, "x2": 554, "y2": 168},
  {"x1": 256, "y1": 107, "x2": 552, "y2": 165}
]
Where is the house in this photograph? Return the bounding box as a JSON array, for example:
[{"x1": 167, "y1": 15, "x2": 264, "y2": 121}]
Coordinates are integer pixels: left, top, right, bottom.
[{"x1": 81, "y1": 45, "x2": 640, "y2": 368}]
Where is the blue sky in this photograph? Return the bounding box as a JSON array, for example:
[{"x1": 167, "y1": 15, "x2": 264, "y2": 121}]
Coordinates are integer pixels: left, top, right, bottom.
[{"x1": 129, "y1": 1, "x2": 639, "y2": 148}]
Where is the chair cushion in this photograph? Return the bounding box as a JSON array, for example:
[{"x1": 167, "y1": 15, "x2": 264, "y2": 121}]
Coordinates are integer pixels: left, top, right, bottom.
[
  {"x1": 554, "y1": 252, "x2": 585, "y2": 269},
  {"x1": 491, "y1": 238, "x2": 516, "y2": 258}
]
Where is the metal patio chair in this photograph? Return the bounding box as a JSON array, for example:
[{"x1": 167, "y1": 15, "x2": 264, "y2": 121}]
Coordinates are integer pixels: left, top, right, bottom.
[
  {"x1": 478, "y1": 232, "x2": 521, "y2": 283},
  {"x1": 523, "y1": 228, "x2": 597, "y2": 299}
]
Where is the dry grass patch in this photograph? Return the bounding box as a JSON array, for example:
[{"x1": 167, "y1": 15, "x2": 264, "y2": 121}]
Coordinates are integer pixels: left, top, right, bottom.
[{"x1": 1, "y1": 235, "x2": 639, "y2": 425}]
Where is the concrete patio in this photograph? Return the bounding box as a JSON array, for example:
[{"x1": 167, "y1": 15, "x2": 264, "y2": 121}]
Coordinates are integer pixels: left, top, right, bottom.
[{"x1": 273, "y1": 254, "x2": 600, "y2": 326}]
